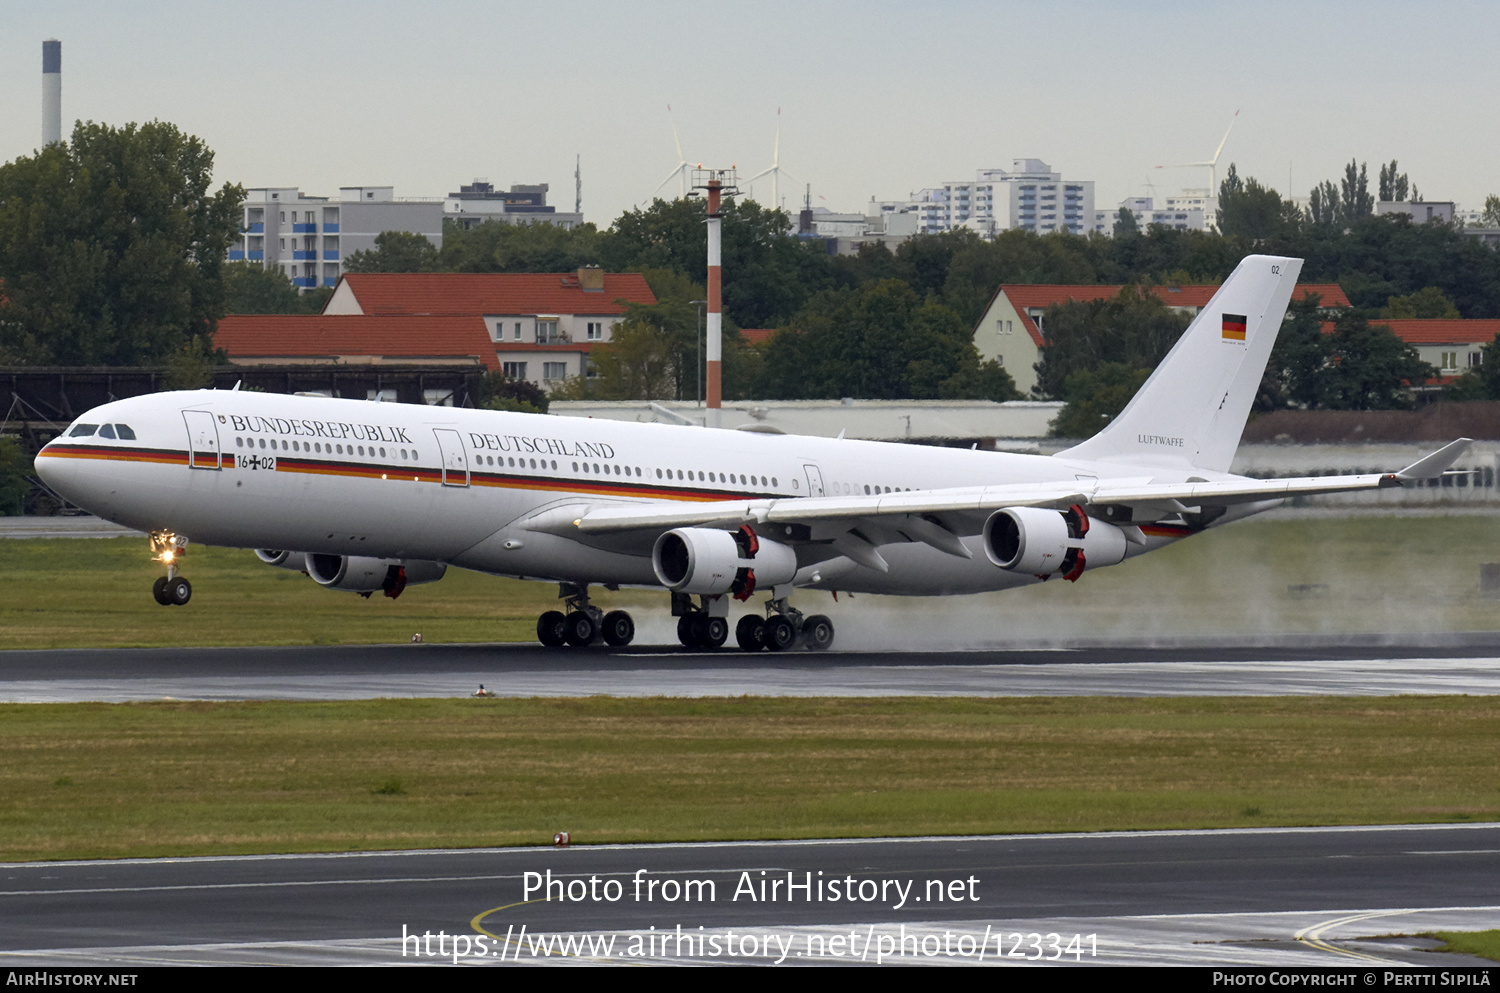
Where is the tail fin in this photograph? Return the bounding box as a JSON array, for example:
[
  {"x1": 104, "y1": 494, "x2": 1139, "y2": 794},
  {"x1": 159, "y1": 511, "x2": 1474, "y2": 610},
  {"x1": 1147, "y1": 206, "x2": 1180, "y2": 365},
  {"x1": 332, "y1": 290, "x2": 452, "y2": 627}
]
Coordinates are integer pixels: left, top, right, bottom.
[{"x1": 1058, "y1": 254, "x2": 1302, "y2": 472}]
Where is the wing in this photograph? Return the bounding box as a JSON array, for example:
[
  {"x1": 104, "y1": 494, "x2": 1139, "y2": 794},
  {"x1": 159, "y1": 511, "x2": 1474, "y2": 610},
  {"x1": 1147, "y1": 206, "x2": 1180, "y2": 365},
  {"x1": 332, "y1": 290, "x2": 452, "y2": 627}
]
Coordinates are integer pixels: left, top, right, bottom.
[{"x1": 524, "y1": 439, "x2": 1473, "y2": 567}]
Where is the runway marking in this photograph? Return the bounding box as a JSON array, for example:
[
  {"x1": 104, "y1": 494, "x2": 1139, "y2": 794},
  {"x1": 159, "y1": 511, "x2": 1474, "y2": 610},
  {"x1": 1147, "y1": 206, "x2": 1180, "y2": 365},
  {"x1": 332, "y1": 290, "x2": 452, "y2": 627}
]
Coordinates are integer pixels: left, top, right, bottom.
[
  {"x1": 1408, "y1": 849, "x2": 1500, "y2": 855},
  {"x1": 1131, "y1": 903, "x2": 1500, "y2": 922},
  {"x1": 0, "y1": 873, "x2": 521, "y2": 898},
  {"x1": 1295, "y1": 909, "x2": 1421, "y2": 962},
  {"x1": 4, "y1": 821, "x2": 1499, "y2": 871}
]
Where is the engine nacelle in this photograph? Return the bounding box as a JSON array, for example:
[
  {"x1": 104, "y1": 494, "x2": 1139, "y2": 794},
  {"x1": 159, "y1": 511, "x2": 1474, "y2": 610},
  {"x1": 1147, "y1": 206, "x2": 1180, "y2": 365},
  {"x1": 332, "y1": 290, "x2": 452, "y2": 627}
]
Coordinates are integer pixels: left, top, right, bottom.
[
  {"x1": 983, "y1": 505, "x2": 1127, "y2": 581},
  {"x1": 305, "y1": 554, "x2": 446, "y2": 597},
  {"x1": 652, "y1": 526, "x2": 797, "y2": 597},
  {"x1": 255, "y1": 549, "x2": 306, "y2": 572}
]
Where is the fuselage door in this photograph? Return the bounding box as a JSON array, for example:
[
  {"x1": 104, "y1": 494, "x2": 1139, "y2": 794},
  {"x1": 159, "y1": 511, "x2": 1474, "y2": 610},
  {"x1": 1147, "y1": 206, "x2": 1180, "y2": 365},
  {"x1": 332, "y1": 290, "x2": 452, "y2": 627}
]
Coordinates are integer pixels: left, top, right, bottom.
[
  {"x1": 433, "y1": 428, "x2": 469, "y2": 487},
  {"x1": 803, "y1": 464, "x2": 826, "y2": 497},
  {"x1": 182, "y1": 410, "x2": 222, "y2": 470}
]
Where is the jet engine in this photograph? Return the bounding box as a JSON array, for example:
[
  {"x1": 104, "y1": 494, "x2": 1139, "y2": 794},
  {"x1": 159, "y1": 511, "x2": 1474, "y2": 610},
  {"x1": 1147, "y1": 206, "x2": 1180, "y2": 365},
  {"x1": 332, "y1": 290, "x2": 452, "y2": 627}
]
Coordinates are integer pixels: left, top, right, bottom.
[
  {"x1": 254, "y1": 549, "x2": 307, "y2": 572},
  {"x1": 652, "y1": 526, "x2": 797, "y2": 599},
  {"x1": 982, "y1": 505, "x2": 1126, "y2": 582},
  {"x1": 304, "y1": 553, "x2": 447, "y2": 599}
]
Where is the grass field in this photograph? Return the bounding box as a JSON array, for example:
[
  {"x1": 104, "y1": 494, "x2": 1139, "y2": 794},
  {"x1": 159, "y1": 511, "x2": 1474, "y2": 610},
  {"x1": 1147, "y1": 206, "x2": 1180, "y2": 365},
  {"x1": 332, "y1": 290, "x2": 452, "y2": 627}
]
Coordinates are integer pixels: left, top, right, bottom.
[
  {"x1": 2, "y1": 695, "x2": 1498, "y2": 861},
  {"x1": 1, "y1": 513, "x2": 1498, "y2": 649},
  {"x1": 1426, "y1": 931, "x2": 1500, "y2": 961}
]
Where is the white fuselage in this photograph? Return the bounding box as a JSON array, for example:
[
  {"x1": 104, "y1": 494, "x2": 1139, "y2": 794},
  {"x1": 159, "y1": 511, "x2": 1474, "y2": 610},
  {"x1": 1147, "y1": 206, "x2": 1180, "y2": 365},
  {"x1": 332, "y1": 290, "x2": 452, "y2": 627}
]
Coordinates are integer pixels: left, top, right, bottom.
[{"x1": 35, "y1": 390, "x2": 1230, "y2": 597}]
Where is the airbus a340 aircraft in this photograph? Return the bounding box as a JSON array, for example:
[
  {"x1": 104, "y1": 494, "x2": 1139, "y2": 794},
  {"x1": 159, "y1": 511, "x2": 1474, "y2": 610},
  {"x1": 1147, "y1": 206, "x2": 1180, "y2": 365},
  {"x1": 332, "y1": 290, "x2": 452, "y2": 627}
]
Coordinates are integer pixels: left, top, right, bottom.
[{"x1": 34, "y1": 255, "x2": 1469, "y2": 651}]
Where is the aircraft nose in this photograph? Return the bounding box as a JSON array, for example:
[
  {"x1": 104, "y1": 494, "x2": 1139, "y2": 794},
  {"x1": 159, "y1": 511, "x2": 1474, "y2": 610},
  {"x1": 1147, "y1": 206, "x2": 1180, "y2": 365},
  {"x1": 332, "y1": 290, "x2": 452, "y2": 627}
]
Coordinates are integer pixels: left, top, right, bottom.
[{"x1": 33, "y1": 442, "x2": 88, "y2": 506}]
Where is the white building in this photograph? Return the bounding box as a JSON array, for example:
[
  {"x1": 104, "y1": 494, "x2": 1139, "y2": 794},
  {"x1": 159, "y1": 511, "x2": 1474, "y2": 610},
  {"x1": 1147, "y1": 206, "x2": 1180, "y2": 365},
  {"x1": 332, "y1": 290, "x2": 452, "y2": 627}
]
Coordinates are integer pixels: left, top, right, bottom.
[
  {"x1": 1376, "y1": 200, "x2": 1456, "y2": 225},
  {"x1": 904, "y1": 160, "x2": 1095, "y2": 237},
  {"x1": 1093, "y1": 195, "x2": 1210, "y2": 235},
  {"x1": 229, "y1": 187, "x2": 444, "y2": 290},
  {"x1": 797, "y1": 201, "x2": 920, "y2": 255},
  {"x1": 444, "y1": 180, "x2": 584, "y2": 231}
]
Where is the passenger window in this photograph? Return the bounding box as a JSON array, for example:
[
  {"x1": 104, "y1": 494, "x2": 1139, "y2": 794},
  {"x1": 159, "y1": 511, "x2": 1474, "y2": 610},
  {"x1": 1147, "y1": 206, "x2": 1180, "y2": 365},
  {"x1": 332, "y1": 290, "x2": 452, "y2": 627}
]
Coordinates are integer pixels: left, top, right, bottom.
[
  {"x1": 236, "y1": 437, "x2": 244, "y2": 448},
  {"x1": 115, "y1": 424, "x2": 136, "y2": 440},
  {"x1": 68, "y1": 424, "x2": 98, "y2": 437}
]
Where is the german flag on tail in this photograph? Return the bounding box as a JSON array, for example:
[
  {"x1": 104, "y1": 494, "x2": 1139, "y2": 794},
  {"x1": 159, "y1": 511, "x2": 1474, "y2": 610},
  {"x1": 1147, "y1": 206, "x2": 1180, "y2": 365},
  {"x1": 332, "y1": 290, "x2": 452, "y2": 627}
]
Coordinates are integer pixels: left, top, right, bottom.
[{"x1": 1221, "y1": 313, "x2": 1247, "y2": 341}]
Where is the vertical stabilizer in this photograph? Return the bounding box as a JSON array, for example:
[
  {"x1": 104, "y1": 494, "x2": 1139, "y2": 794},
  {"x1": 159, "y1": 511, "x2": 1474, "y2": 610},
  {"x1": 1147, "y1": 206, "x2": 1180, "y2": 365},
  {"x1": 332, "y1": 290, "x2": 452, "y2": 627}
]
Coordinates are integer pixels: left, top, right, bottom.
[{"x1": 1058, "y1": 254, "x2": 1301, "y2": 473}]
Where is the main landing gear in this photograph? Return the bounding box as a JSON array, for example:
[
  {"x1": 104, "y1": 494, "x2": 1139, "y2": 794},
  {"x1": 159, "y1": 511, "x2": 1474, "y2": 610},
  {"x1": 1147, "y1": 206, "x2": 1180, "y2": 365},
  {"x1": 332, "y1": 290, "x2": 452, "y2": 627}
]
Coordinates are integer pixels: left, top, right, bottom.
[
  {"x1": 683, "y1": 593, "x2": 835, "y2": 652},
  {"x1": 148, "y1": 530, "x2": 192, "y2": 606},
  {"x1": 532, "y1": 585, "x2": 836, "y2": 652},
  {"x1": 536, "y1": 582, "x2": 635, "y2": 648}
]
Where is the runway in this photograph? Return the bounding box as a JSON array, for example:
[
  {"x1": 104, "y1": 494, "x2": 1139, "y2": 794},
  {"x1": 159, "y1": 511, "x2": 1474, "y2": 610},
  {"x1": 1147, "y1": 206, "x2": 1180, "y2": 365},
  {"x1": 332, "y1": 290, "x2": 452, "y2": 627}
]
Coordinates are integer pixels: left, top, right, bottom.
[
  {"x1": 3, "y1": 638, "x2": 1500, "y2": 702},
  {"x1": 1, "y1": 824, "x2": 1496, "y2": 966},
  {"x1": 5, "y1": 626, "x2": 1499, "y2": 968}
]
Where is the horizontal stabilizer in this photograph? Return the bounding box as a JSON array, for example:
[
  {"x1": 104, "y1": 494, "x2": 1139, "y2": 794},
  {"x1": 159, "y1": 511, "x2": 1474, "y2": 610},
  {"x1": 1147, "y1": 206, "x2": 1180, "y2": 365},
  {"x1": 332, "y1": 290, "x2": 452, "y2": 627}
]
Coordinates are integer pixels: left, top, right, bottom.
[{"x1": 1395, "y1": 438, "x2": 1473, "y2": 481}]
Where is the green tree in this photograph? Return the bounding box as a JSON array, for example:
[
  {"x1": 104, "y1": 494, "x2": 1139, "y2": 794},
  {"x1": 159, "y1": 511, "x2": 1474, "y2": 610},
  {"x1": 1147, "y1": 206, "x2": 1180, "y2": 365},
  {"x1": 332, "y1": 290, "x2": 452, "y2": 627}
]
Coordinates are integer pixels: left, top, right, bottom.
[
  {"x1": 159, "y1": 334, "x2": 221, "y2": 391},
  {"x1": 1482, "y1": 195, "x2": 1500, "y2": 228},
  {"x1": 574, "y1": 313, "x2": 685, "y2": 400},
  {"x1": 1445, "y1": 334, "x2": 1500, "y2": 399},
  {"x1": 1031, "y1": 285, "x2": 1191, "y2": 400},
  {"x1": 756, "y1": 279, "x2": 1016, "y2": 401},
  {"x1": 0, "y1": 437, "x2": 29, "y2": 516},
  {"x1": 601, "y1": 197, "x2": 830, "y2": 329},
  {"x1": 1258, "y1": 293, "x2": 1330, "y2": 410},
  {"x1": 1113, "y1": 206, "x2": 1139, "y2": 237},
  {"x1": 477, "y1": 371, "x2": 549, "y2": 413},
  {"x1": 1340, "y1": 160, "x2": 1374, "y2": 223},
  {"x1": 1049, "y1": 362, "x2": 1151, "y2": 438},
  {"x1": 342, "y1": 230, "x2": 440, "y2": 273},
  {"x1": 1308, "y1": 180, "x2": 1341, "y2": 227},
  {"x1": 1316, "y1": 313, "x2": 1434, "y2": 410},
  {"x1": 564, "y1": 267, "x2": 743, "y2": 402},
  {"x1": 0, "y1": 120, "x2": 243, "y2": 365},
  {"x1": 1378, "y1": 160, "x2": 1410, "y2": 202},
  {"x1": 439, "y1": 219, "x2": 603, "y2": 273},
  {"x1": 1380, "y1": 287, "x2": 1461, "y2": 319},
  {"x1": 1217, "y1": 164, "x2": 1301, "y2": 241},
  {"x1": 223, "y1": 261, "x2": 327, "y2": 314},
  {"x1": 940, "y1": 228, "x2": 1111, "y2": 327}
]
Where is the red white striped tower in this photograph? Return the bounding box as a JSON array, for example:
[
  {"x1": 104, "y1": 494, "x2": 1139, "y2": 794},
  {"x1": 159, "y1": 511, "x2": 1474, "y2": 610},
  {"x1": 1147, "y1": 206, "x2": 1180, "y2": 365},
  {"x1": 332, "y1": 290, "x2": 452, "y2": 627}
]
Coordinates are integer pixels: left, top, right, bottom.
[{"x1": 691, "y1": 168, "x2": 737, "y2": 425}]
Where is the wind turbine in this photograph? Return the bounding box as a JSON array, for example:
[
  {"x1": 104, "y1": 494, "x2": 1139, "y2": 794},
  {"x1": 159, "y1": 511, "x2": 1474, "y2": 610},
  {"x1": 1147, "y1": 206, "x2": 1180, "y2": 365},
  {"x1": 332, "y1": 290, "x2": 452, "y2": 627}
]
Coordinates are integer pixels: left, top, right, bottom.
[
  {"x1": 652, "y1": 105, "x2": 692, "y2": 201},
  {"x1": 1157, "y1": 110, "x2": 1239, "y2": 193},
  {"x1": 746, "y1": 108, "x2": 798, "y2": 211}
]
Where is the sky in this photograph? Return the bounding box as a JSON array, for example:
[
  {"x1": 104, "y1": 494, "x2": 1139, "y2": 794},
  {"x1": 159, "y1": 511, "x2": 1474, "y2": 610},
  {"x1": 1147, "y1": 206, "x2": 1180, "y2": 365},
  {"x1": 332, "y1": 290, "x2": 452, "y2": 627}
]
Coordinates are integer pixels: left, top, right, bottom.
[{"x1": 1, "y1": 0, "x2": 1494, "y2": 227}]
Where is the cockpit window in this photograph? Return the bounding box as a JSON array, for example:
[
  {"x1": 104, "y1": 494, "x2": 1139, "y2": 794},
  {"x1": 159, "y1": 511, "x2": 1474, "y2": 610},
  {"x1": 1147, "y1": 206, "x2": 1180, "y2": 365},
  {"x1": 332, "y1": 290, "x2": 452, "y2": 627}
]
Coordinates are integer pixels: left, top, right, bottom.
[
  {"x1": 115, "y1": 424, "x2": 136, "y2": 440},
  {"x1": 68, "y1": 424, "x2": 99, "y2": 437},
  {"x1": 98, "y1": 424, "x2": 117, "y2": 439}
]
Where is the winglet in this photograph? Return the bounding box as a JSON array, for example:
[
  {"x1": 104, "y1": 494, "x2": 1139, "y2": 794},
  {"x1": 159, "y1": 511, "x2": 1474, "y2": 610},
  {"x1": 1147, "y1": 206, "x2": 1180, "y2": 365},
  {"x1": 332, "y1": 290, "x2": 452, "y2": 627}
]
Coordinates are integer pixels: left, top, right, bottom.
[{"x1": 1395, "y1": 438, "x2": 1473, "y2": 481}]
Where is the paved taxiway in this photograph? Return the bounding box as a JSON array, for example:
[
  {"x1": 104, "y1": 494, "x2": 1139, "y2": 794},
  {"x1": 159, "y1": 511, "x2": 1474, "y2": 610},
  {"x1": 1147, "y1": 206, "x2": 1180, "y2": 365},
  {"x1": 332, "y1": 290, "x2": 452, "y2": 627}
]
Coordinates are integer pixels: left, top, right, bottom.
[
  {"x1": 3, "y1": 638, "x2": 1500, "y2": 702},
  {"x1": 1, "y1": 824, "x2": 1496, "y2": 966}
]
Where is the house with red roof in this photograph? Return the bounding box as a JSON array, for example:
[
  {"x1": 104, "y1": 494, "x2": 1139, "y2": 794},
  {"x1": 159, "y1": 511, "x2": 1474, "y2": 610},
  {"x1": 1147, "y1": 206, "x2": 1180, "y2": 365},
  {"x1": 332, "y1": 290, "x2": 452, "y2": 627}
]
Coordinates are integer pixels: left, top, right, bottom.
[
  {"x1": 1326, "y1": 318, "x2": 1499, "y2": 382},
  {"x1": 214, "y1": 315, "x2": 496, "y2": 368},
  {"x1": 972, "y1": 281, "x2": 1351, "y2": 396},
  {"x1": 215, "y1": 268, "x2": 656, "y2": 391}
]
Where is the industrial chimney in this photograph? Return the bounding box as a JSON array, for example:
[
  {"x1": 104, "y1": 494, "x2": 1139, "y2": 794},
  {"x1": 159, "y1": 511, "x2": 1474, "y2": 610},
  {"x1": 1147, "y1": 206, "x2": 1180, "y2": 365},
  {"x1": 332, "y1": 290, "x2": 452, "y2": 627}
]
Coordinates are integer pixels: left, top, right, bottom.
[{"x1": 42, "y1": 39, "x2": 61, "y2": 146}]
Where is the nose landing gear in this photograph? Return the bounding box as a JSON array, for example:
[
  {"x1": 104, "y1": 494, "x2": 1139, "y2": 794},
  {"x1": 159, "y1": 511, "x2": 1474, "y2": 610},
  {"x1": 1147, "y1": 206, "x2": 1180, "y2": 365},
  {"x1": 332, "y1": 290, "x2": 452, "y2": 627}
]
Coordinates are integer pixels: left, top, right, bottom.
[{"x1": 148, "y1": 530, "x2": 191, "y2": 606}]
